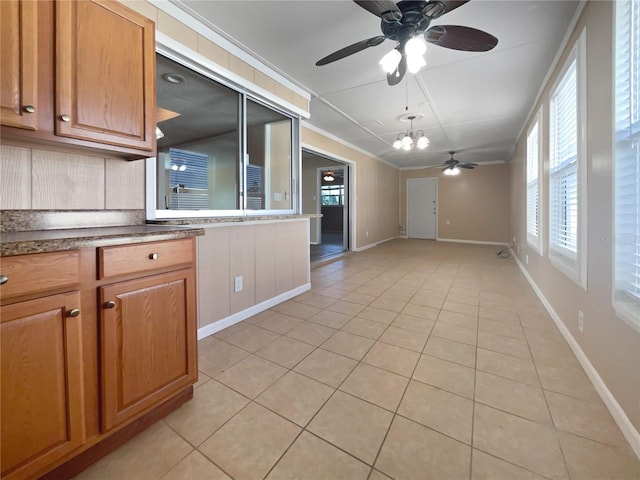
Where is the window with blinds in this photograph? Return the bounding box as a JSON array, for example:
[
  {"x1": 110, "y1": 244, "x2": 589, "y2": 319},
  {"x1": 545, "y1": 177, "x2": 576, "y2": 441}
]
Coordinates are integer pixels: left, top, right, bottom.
[
  {"x1": 614, "y1": 0, "x2": 640, "y2": 328},
  {"x1": 548, "y1": 30, "x2": 586, "y2": 288},
  {"x1": 526, "y1": 114, "x2": 542, "y2": 253}
]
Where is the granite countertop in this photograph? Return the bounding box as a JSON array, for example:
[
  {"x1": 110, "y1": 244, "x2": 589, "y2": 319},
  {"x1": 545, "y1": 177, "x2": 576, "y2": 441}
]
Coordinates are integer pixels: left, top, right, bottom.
[
  {"x1": 147, "y1": 213, "x2": 322, "y2": 225},
  {"x1": 0, "y1": 210, "x2": 316, "y2": 256},
  {"x1": 1, "y1": 225, "x2": 204, "y2": 256}
]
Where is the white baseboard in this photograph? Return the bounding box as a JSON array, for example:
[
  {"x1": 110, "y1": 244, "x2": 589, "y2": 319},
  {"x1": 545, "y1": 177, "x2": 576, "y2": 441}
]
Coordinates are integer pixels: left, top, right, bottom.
[
  {"x1": 437, "y1": 237, "x2": 509, "y2": 246},
  {"x1": 353, "y1": 235, "x2": 402, "y2": 252},
  {"x1": 197, "y1": 283, "x2": 311, "y2": 340},
  {"x1": 511, "y1": 250, "x2": 640, "y2": 460}
]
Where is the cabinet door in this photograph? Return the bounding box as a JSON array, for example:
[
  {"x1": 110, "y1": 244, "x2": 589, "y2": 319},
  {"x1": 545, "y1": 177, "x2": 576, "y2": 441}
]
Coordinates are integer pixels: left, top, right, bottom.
[
  {"x1": 1, "y1": 292, "x2": 85, "y2": 480},
  {"x1": 0, "y1": 0, "x2": 38, "y2": 130},
  {"x1": 55, "y1": 0, "x2": 155, "y2": 152},
  {"x1": 100, "y1": 269, "x2": 197, "y2": 431}
]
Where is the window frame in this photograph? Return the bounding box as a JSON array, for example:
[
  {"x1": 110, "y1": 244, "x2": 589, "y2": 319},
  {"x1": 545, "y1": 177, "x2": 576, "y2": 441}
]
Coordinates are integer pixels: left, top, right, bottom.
[
  {"x1": 547, "y1": 28, "x2": 587, "y2": 290},
  {"x1": 526, "y1": 108, "x2": 543, "y2": 255},
  {"x1": 146, "y1": 43, "x2": 301, "y2": 219},
  {"x1": 613, "y1": 0, "x2": 640, "y2": 331}
]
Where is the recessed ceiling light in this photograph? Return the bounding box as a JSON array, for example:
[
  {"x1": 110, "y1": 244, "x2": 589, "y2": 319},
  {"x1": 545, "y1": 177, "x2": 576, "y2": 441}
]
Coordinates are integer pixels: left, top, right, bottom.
[{"x1": 162, "y1": 73, "x2": 186, "y2": 84}]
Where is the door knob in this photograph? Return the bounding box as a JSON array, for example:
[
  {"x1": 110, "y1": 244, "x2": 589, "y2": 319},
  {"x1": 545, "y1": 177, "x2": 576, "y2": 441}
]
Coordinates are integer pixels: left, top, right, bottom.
[
  {"x1": 60, "y1": 114, "x2": 71, "y2": 122},
  {"x1": 23, "y1": 105, "x2": 36, "y2": 113},
  {"x1": 66, "y1": 309, "x2": 80, "y2": 317},
  {"x1": 104, "y1": 301, "x2": 116, "y2": 309},
  {"x1": 0, "y1": 275, "x2": 8, "y2": 285}
]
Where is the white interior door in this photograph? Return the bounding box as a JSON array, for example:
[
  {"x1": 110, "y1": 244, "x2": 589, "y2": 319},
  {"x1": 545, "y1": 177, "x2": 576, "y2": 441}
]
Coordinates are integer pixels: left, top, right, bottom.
[{"x1": 407, "y1": 178, "x2": 437, "y2": 239}]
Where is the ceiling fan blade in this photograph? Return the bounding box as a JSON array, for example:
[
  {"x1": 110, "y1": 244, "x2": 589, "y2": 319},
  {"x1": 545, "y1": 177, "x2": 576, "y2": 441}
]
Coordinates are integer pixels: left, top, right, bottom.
[
  {"x1": 387, "y1": 52, "x2": 406, "y2": 86},
  {"x1": 440, "y1": 1, "x2": 472, "y2": 15},
  {"x1": 459, "y1": 164, "x2": 475, "y2": 169},
  {"x1": 426, "y1": 25, "x2": 498, "y2": 52},
  {"x1": 353, "y1": 0, "x2": 402, "y2": 23},
  {"x1": 316, "y1": 36, "x2": 386, "y2": 66}
]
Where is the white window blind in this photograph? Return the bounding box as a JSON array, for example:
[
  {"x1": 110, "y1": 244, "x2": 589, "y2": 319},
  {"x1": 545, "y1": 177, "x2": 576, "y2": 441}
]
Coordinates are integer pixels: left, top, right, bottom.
[
  {"x1": 614, "y1": 0, "x2": 640, "y2": 328},
  {"x1": 526, "y1": 117, "x2": 541, "y2": 252},
  {"x1": 548, "y1": 29, "x2": 586, "y2": 288},
  {"x1": 550, "y1": 60, "x2": 578, "y2": 256}
]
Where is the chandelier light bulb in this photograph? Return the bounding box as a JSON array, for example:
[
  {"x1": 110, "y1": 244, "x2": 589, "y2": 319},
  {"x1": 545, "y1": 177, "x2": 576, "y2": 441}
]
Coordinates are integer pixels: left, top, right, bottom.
[
  {"x1": 379, "y1": 49, "x2": 402, "y2": 73},
  {"x1": 393, "y1": 137, "x2": 403, "y2": 149},
  {"x1": 401, "y1": 133, "x2": 413, "y2": 148},
  {"x1": 416, "y1": 135, "x2": 430, "y2": 149}
]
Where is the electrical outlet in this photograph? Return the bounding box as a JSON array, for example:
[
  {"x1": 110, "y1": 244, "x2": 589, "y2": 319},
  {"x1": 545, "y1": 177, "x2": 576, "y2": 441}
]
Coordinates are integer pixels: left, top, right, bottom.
[
  {"x1": 366, "y1": 230, "x2": 369, "y2": 237},
  {"x1": 578, "y1": 310, "x2": 584, "y2": 333},
  {"x1": 446, "y1": 219, "x2": 451, "y2": 225},
  {"x1": 513, "y1": 236, "x2": 516, "y2": 243},
  {"x1": 517, "y1": 245, "x2": 520, "y2": 254},
  {"x1": 234, "y1": 276, "x2": 243, "y2": 293},
  {"x1": 525, "y1": 254, "x2": 529, "y2": 265}
]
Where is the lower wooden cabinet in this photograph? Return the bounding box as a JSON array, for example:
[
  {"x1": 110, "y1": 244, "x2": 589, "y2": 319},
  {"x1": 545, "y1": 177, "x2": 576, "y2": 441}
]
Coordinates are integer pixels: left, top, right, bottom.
[
  {"x1": 0, "y1": 237, "x2": 198, "y2": 479},
  {"x1": 0, "y1": 292, "x2": 85, "y2": 480},
  {"x1": 100, "y1": 269, "x2": 197, "y2": 430}
]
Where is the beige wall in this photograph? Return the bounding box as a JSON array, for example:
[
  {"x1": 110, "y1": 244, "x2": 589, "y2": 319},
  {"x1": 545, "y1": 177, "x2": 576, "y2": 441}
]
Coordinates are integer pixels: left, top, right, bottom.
[
  {"x1": 302, "y1": 128, "x2": 400, "y2": 249},
  {"x1": 0, "y1": 144, "x2": 145, "y2": 210},
  {"x1": 509, "y1": 1, "x2": 640, "y2": 431},
  {"x1": 197, "y1": 220, "x2": 310, "y2": 330},
  {"x1": 399, "y1": 164, "x2": 510, "y2": 244}
]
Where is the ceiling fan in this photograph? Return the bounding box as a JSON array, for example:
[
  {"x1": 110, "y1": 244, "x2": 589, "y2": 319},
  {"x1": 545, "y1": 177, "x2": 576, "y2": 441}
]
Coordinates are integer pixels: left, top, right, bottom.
[
  {"x1": 440, "y1": 151, "x2": 477, "y2": 174},
  {"x1": 316, "y1": 0, "x2": 498, "y2": 86}
]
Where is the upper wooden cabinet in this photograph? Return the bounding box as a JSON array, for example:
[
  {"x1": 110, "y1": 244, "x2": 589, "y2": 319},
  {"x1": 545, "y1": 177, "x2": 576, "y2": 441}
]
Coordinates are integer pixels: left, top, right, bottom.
[
  {"x1": 0, "y1": 0, "x2": 156, "y2": 159},
  {"x1": 55, "y1": 1, "x2": 156, "y2": 152},
  {"x1": 0, "y1": 0, "x2": 38, "y2": 130}
]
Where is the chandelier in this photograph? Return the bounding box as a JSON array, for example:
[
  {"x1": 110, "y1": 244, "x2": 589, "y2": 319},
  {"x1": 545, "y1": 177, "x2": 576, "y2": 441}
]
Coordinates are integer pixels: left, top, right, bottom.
[{"x1": 392, "y1": 115, "x2": 429, "y2": 151}]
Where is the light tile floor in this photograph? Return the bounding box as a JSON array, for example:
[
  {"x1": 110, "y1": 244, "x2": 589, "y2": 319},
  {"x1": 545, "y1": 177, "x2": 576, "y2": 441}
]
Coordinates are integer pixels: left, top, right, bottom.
[{"x1": 77, "y1": 240, "x2": 639, "y2": 480}]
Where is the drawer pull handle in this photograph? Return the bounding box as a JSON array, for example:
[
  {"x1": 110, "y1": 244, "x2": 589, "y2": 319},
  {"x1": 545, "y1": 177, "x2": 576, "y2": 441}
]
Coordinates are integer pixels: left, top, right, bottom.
[
  {"x1": 23, "y1": 105, "x2": 36, "y2": 113},
  {"x1": 104, "y1": 301, "x2": 116, "y2": 309},
  {"x1": 67, "y1": 308, "x2": 80, "y2": 317},
  {"x1": 149, "y1": 253, "x2": 159, "y2": 260},
  {"x1": 60, "y1": 114, "x2": 71, "y2": 122},
  {"x1": 0, "y1": 275, "x2": 7, "y2": 285}
]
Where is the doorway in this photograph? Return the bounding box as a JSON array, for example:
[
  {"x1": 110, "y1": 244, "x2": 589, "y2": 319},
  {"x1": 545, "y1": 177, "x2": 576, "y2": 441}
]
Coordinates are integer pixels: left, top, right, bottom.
[
  {"x1": 301, "y1": 150, "x2": 349, "y2": 262},
  {"x1": 407, "y1": 177, "x2": 437, "y2": 239}
]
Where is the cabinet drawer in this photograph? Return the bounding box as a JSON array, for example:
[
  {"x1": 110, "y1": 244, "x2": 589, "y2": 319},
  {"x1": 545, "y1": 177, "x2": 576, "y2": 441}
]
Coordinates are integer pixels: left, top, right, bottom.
[
  {"x1": 0, "y1": 251, "x2": 80, "y2": 300},
  {"x1": 98, "y1": 238, "x2": 194, "y2": 279}
]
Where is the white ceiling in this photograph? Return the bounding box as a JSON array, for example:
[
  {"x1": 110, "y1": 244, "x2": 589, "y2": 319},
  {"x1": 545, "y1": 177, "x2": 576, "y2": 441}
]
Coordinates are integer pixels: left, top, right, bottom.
[{"x1": 173, "y1": 0, "x2": 580, "y2": 168}]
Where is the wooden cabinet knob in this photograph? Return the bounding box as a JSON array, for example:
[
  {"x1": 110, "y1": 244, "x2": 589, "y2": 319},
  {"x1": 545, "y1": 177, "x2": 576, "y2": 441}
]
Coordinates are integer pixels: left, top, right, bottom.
[
  {"x1": 149, "y1": 253, "x2": 159, "y2": 260},
  {"x1": 60, "y1": 114, "x2": 71, "y2": 122},
  {"x1": 104, "y1": 301, "x2": 116, "y2": 309},
  {"x1": 66, "y1": 308, "x2": 80, "y2": 317},
  {"x1": 23, "y1": 105, "x2": 36, "y2": 113},
  {"x1": 0, "y1": 275, "x2": 8, "y2": 285}
]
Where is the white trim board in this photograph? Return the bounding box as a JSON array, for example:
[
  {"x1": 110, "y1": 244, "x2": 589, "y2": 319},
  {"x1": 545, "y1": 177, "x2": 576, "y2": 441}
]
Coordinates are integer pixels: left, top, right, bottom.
[
  {"x1": 353, "y1": 236, "x2": 403, "y2": 252},
  {"x1": 437, "y1": 238, "x2": 509, "y2": 247},
  {"x1": 511, "y1": 250, "x2": 640, "y2": 460},
  {"x1": 197, "y1": 283, "x2": 311, "y2": 340}
]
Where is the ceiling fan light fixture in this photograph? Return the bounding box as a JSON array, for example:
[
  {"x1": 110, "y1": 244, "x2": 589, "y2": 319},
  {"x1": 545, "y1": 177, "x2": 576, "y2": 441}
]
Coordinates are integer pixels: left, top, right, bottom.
[
  {"x1": 407, "y1": 54, "x2": 426, "y2": 73},
  {"x1": 444, "y1": 166, "x2": 460, "y2": 176},
  {"x1": 379, "y1": 49, "x2": 402, "y2": 73},
  {"x1": 405, "y1": 36, "x2": 427, "y2": 57},
  {"x1": 323, "y1": 171, "x2": 335, "y2": 182}
]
